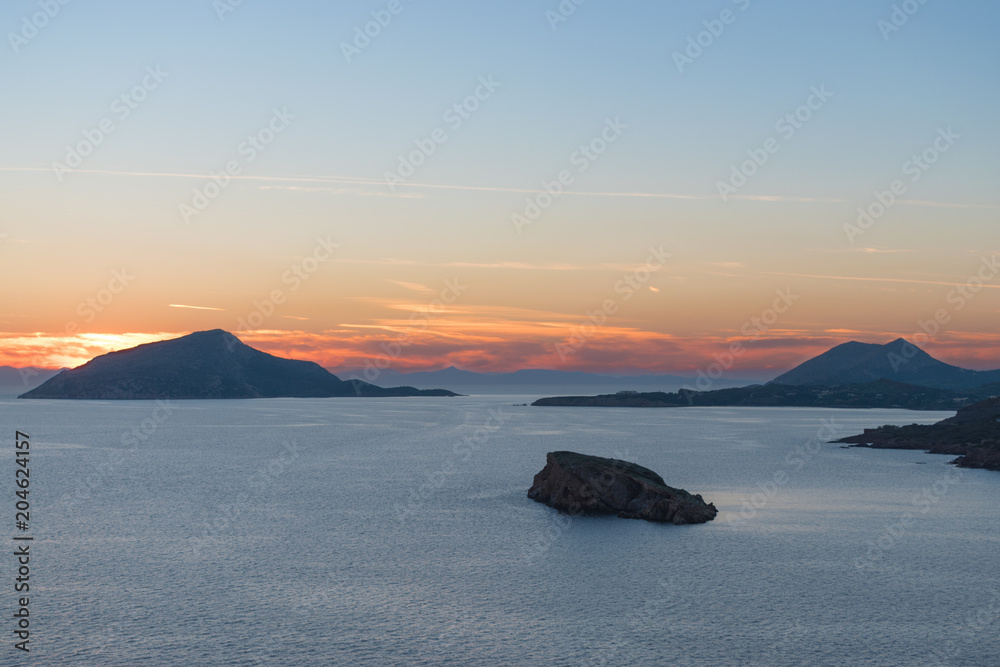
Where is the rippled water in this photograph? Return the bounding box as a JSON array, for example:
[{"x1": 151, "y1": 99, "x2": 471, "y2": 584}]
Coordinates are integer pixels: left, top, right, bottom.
[{"x1": 3, "y1": 397, "x2": 998, "y2": 665}]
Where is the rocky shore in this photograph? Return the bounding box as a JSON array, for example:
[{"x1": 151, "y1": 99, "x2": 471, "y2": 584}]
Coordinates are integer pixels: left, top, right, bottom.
[{"x1": 837, "y1": 397, "x2": 1000, "y2": 471}]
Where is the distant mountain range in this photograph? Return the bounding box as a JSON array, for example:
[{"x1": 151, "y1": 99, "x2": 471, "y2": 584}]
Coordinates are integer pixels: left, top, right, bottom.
[
  {"x1": 0, "y1": 366, "x2": 62, "y2": 397},
  {"x1": 533, "y1": 338, "x2": 1000, "y2": 410},
  {"x1": 11, "y1": 333, "x2": 1000, "y2": 405},
  {"x1": 19, "y1": 330, "x2": 456, "y2": 400},
  {"x1": 773, "y1": 338, "x2": 1000, "y2": 390},
  {"x1": 333, "y1": 366, "x2": 752, "y2": 396},
  {"x1": 532, "y1": 379, "x2": 1000, "y2": 411}
]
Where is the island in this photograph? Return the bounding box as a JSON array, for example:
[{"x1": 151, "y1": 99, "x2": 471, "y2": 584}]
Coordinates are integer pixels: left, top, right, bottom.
[
  {"x1": 18, "y1": 329, "x2": 457, "y2": 400},
  {"x1": 531, "y1": 379, "x2": 997, "y2": 411},
  {"x1": 836, "y1": 396, "x2": 1000, "y2": 472},
  {"x1": 528, "y1": 451, "x2": 717, "y2": 525},
  {"x1": 531, "y1": 339, "x2": 1000, "y2": 411}
]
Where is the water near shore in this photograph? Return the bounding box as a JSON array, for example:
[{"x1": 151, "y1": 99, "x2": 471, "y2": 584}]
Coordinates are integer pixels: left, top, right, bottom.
[{"x1": 4, "y1": 397, "x2": 998, "y2": 665}]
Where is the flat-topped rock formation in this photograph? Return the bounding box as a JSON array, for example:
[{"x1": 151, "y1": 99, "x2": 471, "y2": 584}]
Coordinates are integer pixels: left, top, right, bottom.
[{"x1": 527, "y1": 451, "x2": 717, "y2": 525}]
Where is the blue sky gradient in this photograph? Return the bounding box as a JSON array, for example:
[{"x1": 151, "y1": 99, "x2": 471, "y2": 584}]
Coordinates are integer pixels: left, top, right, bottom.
[{"x1": 2, "y1": 0, "x2": 998, "y2": 373}]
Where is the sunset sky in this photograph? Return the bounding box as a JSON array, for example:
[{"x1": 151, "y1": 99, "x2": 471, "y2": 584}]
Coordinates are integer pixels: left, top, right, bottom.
[{"x1": 2, "y1": 0, "x2": 998, "y2": 377}]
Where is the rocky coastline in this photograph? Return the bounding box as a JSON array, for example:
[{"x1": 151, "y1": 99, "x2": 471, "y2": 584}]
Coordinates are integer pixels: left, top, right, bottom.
[{"x1": 837, "y1": 397, "x2": 1000, "y2": 471}]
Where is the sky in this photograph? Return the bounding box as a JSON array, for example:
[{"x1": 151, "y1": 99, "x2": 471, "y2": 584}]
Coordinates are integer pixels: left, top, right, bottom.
[{"x1": 1, "y1": 0, "x2": 998, "y2": 377}]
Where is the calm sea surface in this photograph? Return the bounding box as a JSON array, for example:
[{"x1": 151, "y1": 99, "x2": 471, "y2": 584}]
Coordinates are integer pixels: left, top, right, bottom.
[{"x1": 2, "y1": 396, "x2": 998, "y2": 666}]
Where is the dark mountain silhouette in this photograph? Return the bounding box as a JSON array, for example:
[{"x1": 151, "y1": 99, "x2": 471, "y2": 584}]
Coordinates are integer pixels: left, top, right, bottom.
[
  {"x1": 532, "y1": 379, "x2": 998, "y2": 410},
  {"x1": 772, "y1": 338, "x2": 1000, "y2": 391},
  {"x1": 18, "y1": 330, "x2": 456, "y2": 400},
  {"x1": 0, "y1": 366, "x2": 62, "y2": 396}
]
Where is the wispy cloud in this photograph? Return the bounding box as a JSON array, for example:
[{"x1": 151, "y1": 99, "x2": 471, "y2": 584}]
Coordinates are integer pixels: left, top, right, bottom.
[
  {"x1": 345, "y1": 258, "x2": 666, "y2": 272},
  {"x1": 257, "y1": 185, "x2": 424, "y2": 199},
  {"x1": 446, "y1": 260, "x2": 584, "y2": 271},
  {"x1": 168, "y1": 304, "x2": 226, "y2": 311},
  {"x1": 0, "y1": 166, "x2": 382, "y2": 186},
  {"x1": 811, "y1": 247, "x2": 916, "y2": 254},
  {"x1": 6, "y1": 166, "x2": 990, "y2": 208},
  {"x1": 385, "y1": 280, "x2": 435, "y2": 295},
  {"x1": 739, "y1": 195, "x2": 846, "y2": 203},
  {"x1": 763, "y1": 272, "x2": 1000, "y2": 289},
  {"x1": 0, "y1": 166, "x2": 707, "y2": 200},
  {"x1": 899, "y1": 199, "x2": 1000, "y2": 210},
  {"x1": 704, "y1": 261, "x2": 747, "y2": 268}
]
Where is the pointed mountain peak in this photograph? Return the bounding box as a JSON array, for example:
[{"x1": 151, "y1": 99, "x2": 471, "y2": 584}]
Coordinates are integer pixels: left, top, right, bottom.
[
  {"x1": 827, "y1": 340, "x2": 881, "y2": 352},
  {"x1": 772, "y1": 337, "x2": 998, "y2": 390},
  {"x1": 883, "y1": 337, "x2": 934, "y2": 359},
  {"x1": 19, "y1": 331, "x2": 457, "y2": 399},
  {"x1": 183, "y1": 329, "x2": 243, "y2": 343}
]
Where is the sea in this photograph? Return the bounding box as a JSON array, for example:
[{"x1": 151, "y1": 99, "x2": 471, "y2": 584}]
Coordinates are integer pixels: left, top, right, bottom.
[{"x1": 2, "y1": 396, "x2": 998, "y2": 666}]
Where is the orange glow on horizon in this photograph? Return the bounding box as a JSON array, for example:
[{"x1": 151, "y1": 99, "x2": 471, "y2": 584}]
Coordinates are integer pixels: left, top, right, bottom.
[
  {"x1": 0, "y1": 332, "x2": 176, "y2": 369},
  {"x1": 3, "y1": 328, "x2": 998, "y2": 378}
]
